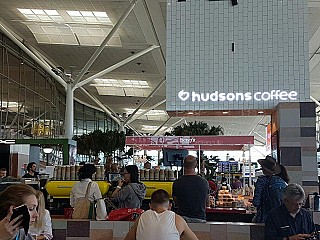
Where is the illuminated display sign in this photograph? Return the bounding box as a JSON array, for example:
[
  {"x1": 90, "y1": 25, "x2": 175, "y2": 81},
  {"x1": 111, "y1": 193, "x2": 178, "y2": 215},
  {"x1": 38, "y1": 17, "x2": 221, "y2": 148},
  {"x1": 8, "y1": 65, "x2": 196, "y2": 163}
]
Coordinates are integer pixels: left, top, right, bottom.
[
  {"x1": 178, "y1": 90, "x2": 298, "y2": 102},
  {"x1": 166, "y1": 0, "x2": 309, "y2": 112}
]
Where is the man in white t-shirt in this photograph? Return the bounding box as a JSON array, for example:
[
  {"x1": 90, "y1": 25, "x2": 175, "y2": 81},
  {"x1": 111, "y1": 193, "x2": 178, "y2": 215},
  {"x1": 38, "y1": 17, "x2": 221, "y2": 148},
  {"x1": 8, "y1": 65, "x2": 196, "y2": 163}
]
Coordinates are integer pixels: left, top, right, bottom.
[{"x1": 124, "y1": 189, "x2": 198, "y2": 240}]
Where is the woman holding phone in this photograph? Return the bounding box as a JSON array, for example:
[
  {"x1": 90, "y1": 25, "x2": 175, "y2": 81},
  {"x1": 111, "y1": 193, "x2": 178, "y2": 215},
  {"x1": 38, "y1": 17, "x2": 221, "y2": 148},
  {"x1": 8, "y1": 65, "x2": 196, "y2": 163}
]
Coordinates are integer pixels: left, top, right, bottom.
[{"x1": 0, "y1": 184, "x2": 39, "y2": 240}]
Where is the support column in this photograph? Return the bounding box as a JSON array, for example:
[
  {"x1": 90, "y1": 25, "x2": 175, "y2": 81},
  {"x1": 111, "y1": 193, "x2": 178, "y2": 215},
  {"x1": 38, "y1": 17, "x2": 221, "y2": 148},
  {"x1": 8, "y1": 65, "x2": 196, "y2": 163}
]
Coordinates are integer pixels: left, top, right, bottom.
[
  {"x1": 65, "y1": 83, "x2": 74, "y2": 140},
  {"x1": 271, "y1": 102, "x2": 318, "y2": 194}
]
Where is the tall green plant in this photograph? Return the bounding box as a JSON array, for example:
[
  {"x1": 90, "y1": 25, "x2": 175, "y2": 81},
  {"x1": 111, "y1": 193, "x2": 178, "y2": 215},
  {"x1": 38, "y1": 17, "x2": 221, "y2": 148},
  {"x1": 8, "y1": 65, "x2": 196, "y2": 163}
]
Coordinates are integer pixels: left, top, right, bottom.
[
  {"x1": 168, "y1": 121, "x2": 224, "y2": 136},
  {"x1": 73, "y1": 130, "x2": 125, "y2": 156}
]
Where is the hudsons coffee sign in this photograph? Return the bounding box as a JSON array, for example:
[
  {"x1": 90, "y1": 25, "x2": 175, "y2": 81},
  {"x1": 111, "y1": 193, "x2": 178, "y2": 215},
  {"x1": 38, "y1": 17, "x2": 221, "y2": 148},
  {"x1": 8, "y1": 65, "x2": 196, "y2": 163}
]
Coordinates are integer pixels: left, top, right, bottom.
[{"x1": 178, "y1": 90, "x2": 298, "y2": 102}]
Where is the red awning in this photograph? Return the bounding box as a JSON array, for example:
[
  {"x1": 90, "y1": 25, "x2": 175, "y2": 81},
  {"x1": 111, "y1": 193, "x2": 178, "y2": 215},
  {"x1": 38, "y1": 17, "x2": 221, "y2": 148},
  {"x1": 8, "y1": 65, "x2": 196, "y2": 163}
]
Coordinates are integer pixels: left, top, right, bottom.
[{"x1": 125, "y1": 136, "x2": 254, "y2": 151}]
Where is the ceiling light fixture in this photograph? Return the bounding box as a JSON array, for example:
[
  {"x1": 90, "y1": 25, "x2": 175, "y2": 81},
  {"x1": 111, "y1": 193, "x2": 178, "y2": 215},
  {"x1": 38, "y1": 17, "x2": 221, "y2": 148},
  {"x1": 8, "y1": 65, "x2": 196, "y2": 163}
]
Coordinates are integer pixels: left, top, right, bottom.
[
  {"x1": 222, "y1": 111, "x2": 229, "y2": 114},
  {"x1": 258, "y1": 111, "x2": 264, "y2": 114},
  {"x1": 187, "y1": 112, "x2": 194, "y2": 115}
]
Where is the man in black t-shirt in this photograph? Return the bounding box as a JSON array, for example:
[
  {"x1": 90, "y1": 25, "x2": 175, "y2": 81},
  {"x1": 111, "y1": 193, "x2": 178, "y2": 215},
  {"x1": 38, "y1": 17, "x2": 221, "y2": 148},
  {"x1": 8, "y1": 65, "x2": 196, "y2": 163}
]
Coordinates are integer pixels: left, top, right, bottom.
[
  {"x1": 172, "y1": 155, "x2": 210, "y2": 223},
  {"x1": 22, "y1": 162, "x2": 38, "y2": 178}
]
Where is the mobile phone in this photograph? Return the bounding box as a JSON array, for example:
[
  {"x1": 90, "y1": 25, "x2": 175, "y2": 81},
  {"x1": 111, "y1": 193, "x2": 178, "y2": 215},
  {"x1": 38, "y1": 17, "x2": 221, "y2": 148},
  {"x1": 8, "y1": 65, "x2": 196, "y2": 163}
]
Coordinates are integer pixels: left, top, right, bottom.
[{"x1": 10, "y1": 205, "x2": 30, "y2": 235}]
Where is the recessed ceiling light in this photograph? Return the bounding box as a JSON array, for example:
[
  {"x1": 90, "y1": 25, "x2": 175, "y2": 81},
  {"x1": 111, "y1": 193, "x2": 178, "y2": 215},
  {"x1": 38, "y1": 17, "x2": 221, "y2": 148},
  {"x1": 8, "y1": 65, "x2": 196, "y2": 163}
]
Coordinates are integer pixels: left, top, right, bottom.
[
  {"x1": 258, "y1": 111, "x2": 264, "y2": 114},
  {"x1": 187, "y1": 112, "x2": 194, "y2": 115},
  {"x1": 222, "y1": 111, "x2": 228, "y2": 114}
]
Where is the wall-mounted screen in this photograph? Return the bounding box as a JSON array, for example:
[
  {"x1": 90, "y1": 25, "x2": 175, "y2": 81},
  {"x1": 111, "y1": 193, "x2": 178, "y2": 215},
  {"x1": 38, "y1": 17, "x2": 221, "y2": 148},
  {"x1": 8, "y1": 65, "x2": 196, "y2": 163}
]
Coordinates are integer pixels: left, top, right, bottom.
[{"x1": 162, "y1": 148, "x2": 188, "y2": 167}]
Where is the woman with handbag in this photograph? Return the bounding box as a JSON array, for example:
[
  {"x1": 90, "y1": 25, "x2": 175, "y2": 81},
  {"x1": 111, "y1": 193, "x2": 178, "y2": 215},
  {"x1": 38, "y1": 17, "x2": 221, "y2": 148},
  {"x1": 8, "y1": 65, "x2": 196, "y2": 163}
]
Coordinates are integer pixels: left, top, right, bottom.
[
  {"x1": 112, "y1": 165, "x2": 146, "y2": 209},
  {"x1": 70, "y1": 164, "x2": 107, "y2": 220}
]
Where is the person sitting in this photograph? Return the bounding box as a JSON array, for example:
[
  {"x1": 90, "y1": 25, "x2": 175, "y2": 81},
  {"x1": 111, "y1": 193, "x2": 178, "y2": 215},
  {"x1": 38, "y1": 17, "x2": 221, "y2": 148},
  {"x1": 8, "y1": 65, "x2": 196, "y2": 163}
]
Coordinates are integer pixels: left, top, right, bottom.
[
  {"x1": 0, "y1": 184, "x2": 39, "y2": 240},
  {"x1": 111, "y1": 165, "x2": 146, "y2": 209},
  {"x1": 22, "y1": 162, "x2": 38, "y2": 179},
  {"x1": 70, "y1": 164, "x2": 107, "y2": 220},
  {"x1": 265, "y1": 183, "x2": 315, "y2": 240},
  {"x1": 124, "y1": 189, "x2": 199, "y2": 240},
  {"x1": 29, "y1": 191, "x2": 53, "y2": 240},
  {"x1": 0, "y1": 168, "x2": 7, "y2": 179}
]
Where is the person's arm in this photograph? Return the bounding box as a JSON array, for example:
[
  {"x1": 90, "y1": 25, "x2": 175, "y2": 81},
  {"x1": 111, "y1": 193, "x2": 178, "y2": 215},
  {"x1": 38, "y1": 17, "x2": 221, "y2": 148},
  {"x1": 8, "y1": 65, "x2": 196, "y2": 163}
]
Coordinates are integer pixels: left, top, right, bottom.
[
  {"x1": 93, "y1": 182, "x2": 103, "y2": 200},
  {"x1": 112, "y1": 184, "x2": 130, "y2": 202},
  {"x1": 70, "y1": 188, "x2": 75, "y2": 207},
  {"x1": 0, "y1": 207, "x2": 23, "y2": 240},
  {"x1": 252, "y1": 178, "x2": 264, "y2": 207},
  {"x1": 175, "y1": 214, "x2": 199, "y2": 240},
  {"x1": 42, "y1": 210, "x2": 53, "y2": 240},
  {"x1": 124, "y1": 217, "x2": 139, "y2": 240}
]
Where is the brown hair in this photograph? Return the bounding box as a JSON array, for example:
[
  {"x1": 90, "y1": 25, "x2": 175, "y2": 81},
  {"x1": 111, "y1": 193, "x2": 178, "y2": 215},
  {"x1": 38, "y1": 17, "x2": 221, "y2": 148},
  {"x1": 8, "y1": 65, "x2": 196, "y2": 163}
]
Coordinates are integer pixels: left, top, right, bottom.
[
  {"x1": 151, "y1": 189, "x2": 170, "y2": 206},
  {"x1": 0, "y1": 184, "x2": 37, "y2": 220},
  {"x1": 183, "y1": 155, "x2": 197, "y2": 169}
]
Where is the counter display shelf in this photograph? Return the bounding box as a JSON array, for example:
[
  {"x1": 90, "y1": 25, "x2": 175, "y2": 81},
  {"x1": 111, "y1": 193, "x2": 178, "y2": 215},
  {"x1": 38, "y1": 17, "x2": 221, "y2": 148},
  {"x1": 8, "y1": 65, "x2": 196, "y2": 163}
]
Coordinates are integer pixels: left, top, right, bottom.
[
  {"x1": 45, "y1": 180, "x2": 173, "y2": 199},
  {"x1": 205, "y1": 207, "x2": 254, "y2": 223},
  {"x1": 45, "y1": 180, "x2": 111, "y2": 198}
]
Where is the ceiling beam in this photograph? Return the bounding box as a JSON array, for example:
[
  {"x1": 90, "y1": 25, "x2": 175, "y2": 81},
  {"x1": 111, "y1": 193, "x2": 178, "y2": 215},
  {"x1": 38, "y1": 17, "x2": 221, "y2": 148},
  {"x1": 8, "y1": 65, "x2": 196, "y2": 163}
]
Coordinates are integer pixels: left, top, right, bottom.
[
  {"x1": 75, "y1": 45, "x2": 159, "y2": 88},
  {"x1": 152, "y1": 116, "x2": 171, "y2": 135},
  {"x1": 79, "y1": 87, "x2": 121, "y2": 125},
  {"x1": 126, "y1": 99, "x2": 166, "y2": 124},
  {"x1": 123, "y1": 78, "x2": 166, "y2": 124},
  {"x1": 0, "y1": 22, "x2": 67, "y2": 89},
  {"x1": 73, "y1": 0, "x2": 139, "y2": 87}
]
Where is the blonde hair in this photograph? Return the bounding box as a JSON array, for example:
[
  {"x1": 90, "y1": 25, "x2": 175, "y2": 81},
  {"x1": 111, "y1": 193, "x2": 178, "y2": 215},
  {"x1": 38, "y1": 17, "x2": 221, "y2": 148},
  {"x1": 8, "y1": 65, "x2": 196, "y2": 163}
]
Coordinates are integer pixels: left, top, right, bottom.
[{"x1": 33, "y1": 191, "x2": 45, "y2": 230}]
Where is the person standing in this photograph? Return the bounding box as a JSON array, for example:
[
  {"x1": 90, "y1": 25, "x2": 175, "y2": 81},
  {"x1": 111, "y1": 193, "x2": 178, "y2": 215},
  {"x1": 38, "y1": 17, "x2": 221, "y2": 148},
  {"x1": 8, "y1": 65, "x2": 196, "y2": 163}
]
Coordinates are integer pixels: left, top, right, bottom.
[
  {"x1": 172, "y1": 155, "x2": 210, "y2": 223},
  {"x1": 124, "y1": 189, "x2": 199, "y2": 240},
  {"x1": 232, "y1": 176, "x2": 243, "y2": 189},
  {"x1": 70, "y1": 164, "x2": 107, "y2": 220},
  {"x1": 265, "y1": 184, "x2": 315, "y2": 239},
  {"x1": 22, "y1": 162, "x2": 38, "y2": 178},
  {"x1": 252, "y1": 156, "x2": 288, "y2": 223}
]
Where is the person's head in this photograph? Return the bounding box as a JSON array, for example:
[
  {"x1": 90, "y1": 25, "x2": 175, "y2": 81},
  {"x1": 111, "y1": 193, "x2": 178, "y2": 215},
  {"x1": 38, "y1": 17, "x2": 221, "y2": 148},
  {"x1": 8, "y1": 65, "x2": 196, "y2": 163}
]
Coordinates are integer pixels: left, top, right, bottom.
[
  {"x1": 282, "y1": 183, "x2": 305, "y2": 214},
  {"x1": 144, "y1": 161, "x2": 151, "y2": 169},
  {"x1": 150, "y1": 189, "x2": 170, "y2": 210},
  {"x1": 221, "y1": 177, "x2": 227, "y2": 182},
  {"x1": 111, "y1": 163, "x2": 119, "y2": 173},
  {"x1": 276, "y1": 164, "x2": 290, "y2": 183},
  {"x1": 93, "y1": 158, "x2": 100, "y2": 165},
  {"x1": 27, "y1": 162, "x2": 37, "y2": 173},
  {"x1": 234, "y1": 176, "x2": 240, "y2": 181},
  {"x1": 123, "y1": 165, "x2": 139, "y2": 183},
  {"x1": 78, "y1": 164, "x2": 96, "y2": 180},
  {"x1": 0, "y1": 184, "x2": 38, "y2": 223},
  {"x1": 257, "y1": 156, "x2": 281, "y2": 176},
  {"x1": 33, "y1": 191, "x2": 45, "y2": 229},
  {"x1": 183, "y1": 155, "x2": 197, "y2": 170},
  {"x1": 0, "y1": 168, "x2": 7, "y2": 178}
]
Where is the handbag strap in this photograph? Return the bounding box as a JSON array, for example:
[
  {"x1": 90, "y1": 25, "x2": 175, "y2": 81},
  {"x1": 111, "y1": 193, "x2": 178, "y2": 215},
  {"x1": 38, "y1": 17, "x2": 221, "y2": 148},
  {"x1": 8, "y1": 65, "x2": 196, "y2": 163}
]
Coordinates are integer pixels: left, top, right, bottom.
[{"x1": 85, "y1": 181, "x2": 92, "y2": 200}]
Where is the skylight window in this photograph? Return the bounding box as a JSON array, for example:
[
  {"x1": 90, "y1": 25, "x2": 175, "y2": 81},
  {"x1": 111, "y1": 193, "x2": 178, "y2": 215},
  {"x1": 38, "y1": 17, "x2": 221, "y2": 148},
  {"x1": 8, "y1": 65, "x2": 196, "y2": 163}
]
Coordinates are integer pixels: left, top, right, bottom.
[
  {"x1": 91, "y1": 79, "x2": 150, "y2": 88},
  {"x1": 124, "y1": 108, "x2": 167, "y2": 116},
  {"x1": 66, "y1": 10, "x2": 111, "y2": 24},
  {"x1": 91, "y1": 79, "x2": 151, "y2": 97},
  {"x1": 18, "y1": 8, "x2": 64, "y2": 22},
  {"x1": 18, "y1": 8, "x2": 120, "y2": 47}
]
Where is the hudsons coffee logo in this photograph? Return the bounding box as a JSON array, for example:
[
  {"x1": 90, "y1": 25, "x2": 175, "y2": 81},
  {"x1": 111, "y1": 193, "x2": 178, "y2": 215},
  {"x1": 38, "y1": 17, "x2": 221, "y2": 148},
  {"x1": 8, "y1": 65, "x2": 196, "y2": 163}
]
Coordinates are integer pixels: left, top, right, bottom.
[{"x1": 178, "y1": 90, "x2": 298, "y2": 102}]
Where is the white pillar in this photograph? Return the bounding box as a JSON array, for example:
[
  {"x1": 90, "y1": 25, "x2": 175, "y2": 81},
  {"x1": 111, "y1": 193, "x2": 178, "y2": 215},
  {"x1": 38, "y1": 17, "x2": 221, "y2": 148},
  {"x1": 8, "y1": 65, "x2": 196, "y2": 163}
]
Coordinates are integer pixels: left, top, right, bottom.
[{"x1": 65, "y1": 83, "x2": 74, "y2": 140}]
